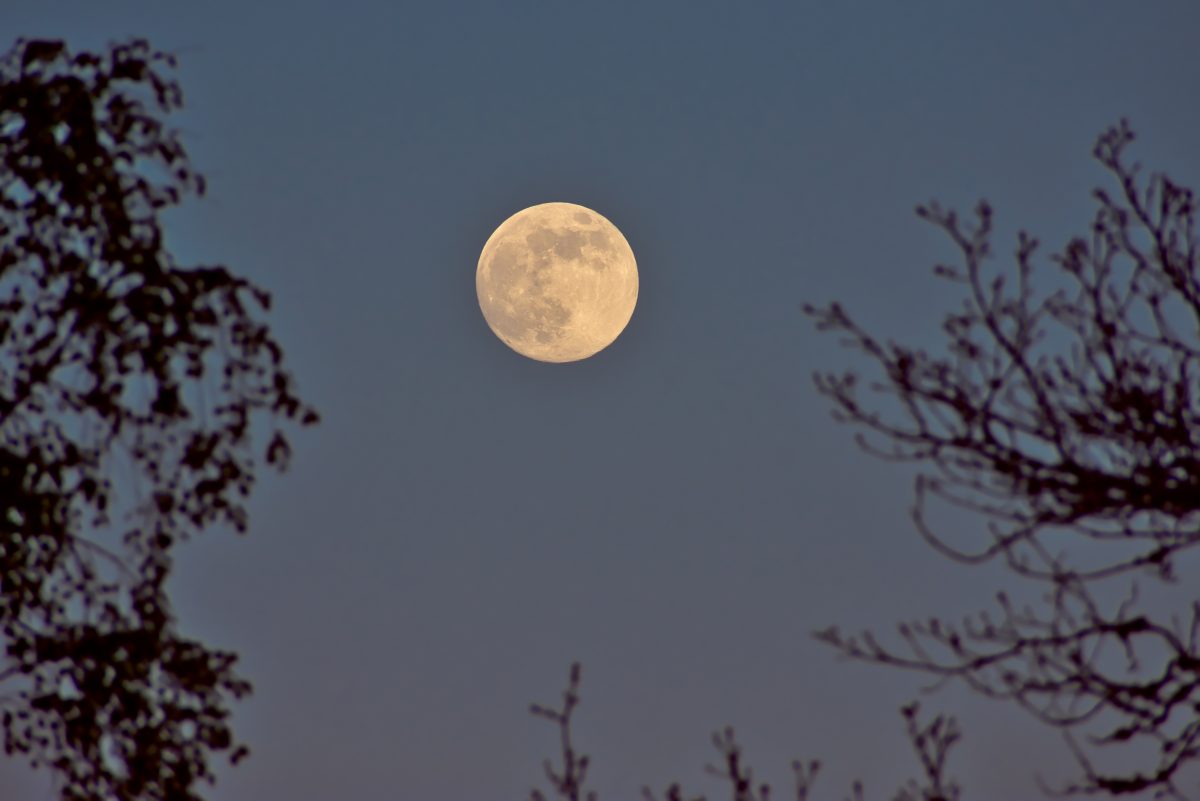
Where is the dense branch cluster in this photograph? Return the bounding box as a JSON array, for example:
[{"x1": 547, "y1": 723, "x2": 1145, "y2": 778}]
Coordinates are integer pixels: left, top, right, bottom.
[
  {"x1": 804, "y1": 121, "x2": 1200, "y2": 798},
  {"x1": 0, "y1": 38, "x2": 315, "y2": 801}
]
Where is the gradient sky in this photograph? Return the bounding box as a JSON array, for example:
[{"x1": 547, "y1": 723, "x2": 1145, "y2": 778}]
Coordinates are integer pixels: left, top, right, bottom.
[{"x1": 3, "y1": 3, "x2": 1200, "y2": 800}]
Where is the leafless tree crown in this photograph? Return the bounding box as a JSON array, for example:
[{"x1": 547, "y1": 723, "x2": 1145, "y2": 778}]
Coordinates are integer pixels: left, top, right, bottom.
[{"x1": 805, "y1": 120, "x2": 1200, "y2": 798}]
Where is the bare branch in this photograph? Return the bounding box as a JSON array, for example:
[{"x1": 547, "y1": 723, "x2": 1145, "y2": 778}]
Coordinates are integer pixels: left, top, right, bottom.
[
  {"x1": 806, "y1": 120, "x2": 1200, "y2": 797},
  {"x1": 529, "y1": 663, "x2": 598, "y2": 801}
]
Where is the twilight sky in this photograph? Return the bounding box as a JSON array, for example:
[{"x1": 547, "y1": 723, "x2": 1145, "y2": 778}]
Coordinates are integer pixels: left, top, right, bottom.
[{"x1": 3, "y1": 3, "x2": 1200, "y2": 800}]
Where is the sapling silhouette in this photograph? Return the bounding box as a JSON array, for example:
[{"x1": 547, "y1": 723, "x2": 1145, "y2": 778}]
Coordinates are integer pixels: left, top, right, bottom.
[{"x1": 528, "y1": 664, "x2": 960, "y2": 801}]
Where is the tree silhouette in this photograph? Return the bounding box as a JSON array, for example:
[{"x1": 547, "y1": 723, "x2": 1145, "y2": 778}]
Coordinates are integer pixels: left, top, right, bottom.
[
  {"x1": 804, "y1": 120, "x2": 1199, "y2": 798},
  {"x1": 526, "y1": 123, "x2": 1197, "y2": 801},
  {"x1": 1, "y1": 37, "x2": 315, "y2": 801},
  {"x1": 527, "y1": 664, "x2": 960, "y2": 801}
]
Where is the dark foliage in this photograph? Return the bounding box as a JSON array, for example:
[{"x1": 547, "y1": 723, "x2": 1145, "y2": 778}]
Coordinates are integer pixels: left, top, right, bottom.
[
  {"x1": 529, "y1": 664, "x2": 960, "y2": 801},
  {"x1": 0, "y1": 37, "x2": 315, "y2": 800},
  {"x1": 805, "y1": 121, "x2": 1200, "y2": 798}
]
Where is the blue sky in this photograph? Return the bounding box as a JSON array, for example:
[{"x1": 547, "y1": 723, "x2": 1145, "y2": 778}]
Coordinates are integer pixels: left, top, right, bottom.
[{"x1": 2, "y1": 3, "x2": 1199, "y2": 799}]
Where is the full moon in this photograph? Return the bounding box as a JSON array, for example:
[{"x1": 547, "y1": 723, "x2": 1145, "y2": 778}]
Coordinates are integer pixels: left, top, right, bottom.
[{"x1": 476, "y1": 202, "x2": 638, "y2": 363}]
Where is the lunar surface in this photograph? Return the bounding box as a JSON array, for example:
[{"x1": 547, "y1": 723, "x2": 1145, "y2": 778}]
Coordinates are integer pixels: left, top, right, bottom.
[{"x1": 476, "y1": 202, "x2": 638, "y2": 362}]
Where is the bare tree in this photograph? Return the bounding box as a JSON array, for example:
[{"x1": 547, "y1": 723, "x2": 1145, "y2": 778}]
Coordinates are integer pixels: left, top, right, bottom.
[
  {"x1": 1, "y1": 38, "x2": 315, "y2": 800},
  {"x1": 804, "y1": 120, "x2": 1200, "y2": 798}
]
